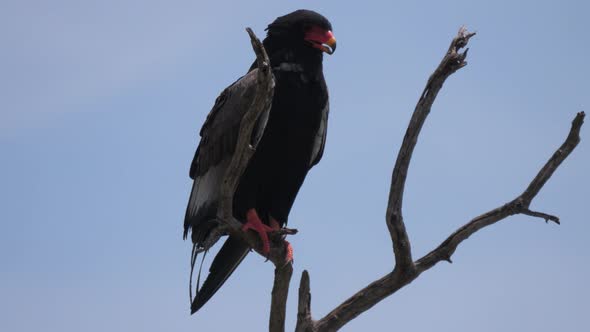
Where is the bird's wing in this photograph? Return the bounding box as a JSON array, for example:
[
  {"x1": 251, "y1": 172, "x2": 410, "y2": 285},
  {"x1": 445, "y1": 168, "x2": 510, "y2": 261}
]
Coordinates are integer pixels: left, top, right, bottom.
[
  {"x1": 185, "y1": 68, "x2": 273, "y2": 314},
  {"x1": 309, "y1": 99, "x2": 329, "y2": 167},
  {"x1": 184, "y1": 69, "x2": 262, "y2": 244}
]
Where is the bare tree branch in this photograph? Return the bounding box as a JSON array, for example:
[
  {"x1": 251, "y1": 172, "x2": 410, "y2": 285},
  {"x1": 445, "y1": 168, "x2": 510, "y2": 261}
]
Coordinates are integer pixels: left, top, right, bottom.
[
  {"x1": 204, "y1": 25, "x2": 583, "y2": 332},
  {"x1": 386, "y1": 26, "x2": 476, "y2": 271},
  {"x1": 211, "y1": 28, "x2": 294, "y2": 268},
  {"x1": 415, "y1": 111, "x2": 584, "y2": 273},
  {"x1": 296, "y1": 26, "x2": 476, "y2": 332},
  {"x1": 202, "y1": 28, "x2": 293, "y2": 331},
  {"x1": 522, "y1": 209, "x2": 560, "y2": 224},
  {"x1": 295, "y1": 270, "x2": 313, "y2": 332},
  {"x1": 270, "y1": 263, "x2": 294, "y2": 332},
  {"x1": 521, "y1": 113, "x2": 585, "y2": 205},
  {"x1": 216, "y1": 27, "x2": 274, "y2": 250},
  {"x1": 294, "y1": 26, "x2": 584, "y2": 332}
]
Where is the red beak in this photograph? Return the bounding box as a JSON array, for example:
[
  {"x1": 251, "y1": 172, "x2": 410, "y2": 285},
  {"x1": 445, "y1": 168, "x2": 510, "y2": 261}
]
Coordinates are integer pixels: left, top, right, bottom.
[{"x1": 304, "y1": 27, "x2": 337, "y2": 55}]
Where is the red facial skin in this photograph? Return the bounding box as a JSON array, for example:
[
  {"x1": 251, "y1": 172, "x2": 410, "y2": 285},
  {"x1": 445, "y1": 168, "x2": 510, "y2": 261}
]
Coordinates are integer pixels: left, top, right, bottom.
[{"x1": 304, "y1": 26, "x2": 337, "y2": 54}]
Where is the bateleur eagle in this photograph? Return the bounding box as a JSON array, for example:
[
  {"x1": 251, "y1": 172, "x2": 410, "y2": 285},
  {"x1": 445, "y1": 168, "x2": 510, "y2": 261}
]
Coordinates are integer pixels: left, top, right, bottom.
[{"x1": 184, "y1": 9, "x2": 336, "y2": 314}]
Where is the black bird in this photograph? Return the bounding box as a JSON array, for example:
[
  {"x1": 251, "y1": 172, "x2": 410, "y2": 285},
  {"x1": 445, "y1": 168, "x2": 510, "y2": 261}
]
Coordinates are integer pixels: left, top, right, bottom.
[{"x1": 184, "y1": 10, "x2": 336, "y2": 314}]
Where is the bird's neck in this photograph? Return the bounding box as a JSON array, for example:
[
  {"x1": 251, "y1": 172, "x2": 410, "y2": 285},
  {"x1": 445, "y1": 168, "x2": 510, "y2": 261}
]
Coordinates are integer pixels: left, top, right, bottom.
[
  {"x1": 273, "y1": 45, "x2": 322, "y2": 64},
  {"x1": 248, "y1": 37, "x2": 324, "y2": 78}
]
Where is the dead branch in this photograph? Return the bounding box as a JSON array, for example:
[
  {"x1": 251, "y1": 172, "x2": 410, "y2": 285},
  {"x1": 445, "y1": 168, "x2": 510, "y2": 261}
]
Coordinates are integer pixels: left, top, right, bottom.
[
  {"x1": 204, "y1": 26, "x2": 583, "y2": 332},
  {"x1": 386, "y1": 26, "x2": 476, "y2": 271},
  {"x1": 294, "y1": 26, "x2": 476, "y2": 332},
  {"x1": 415, "y1": 111, "x2": 584, "y2": 272},
  {"x1": 270, "y1": 263, "x2": 294, "y2": 332},
  {"x1": 213, "y1": 28, "x2": 295, "y2": 265},
  {"x1": 216, "y1": 27, "x2": 274, "y2": 256},
  {"x1": 293, "y1": 26, "x2": 584, "y2": 332},
  {"x1": 295, "y1": 271, "x2": 313, "y2": 332},
  {"x1": 209, "y1": 28, "x2": 293, "y2": 332}
]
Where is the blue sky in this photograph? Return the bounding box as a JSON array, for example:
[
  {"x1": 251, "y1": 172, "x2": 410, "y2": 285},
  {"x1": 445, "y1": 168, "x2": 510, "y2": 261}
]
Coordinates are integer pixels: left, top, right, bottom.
[{"x1": 1, "y1": 1, "x2": 589, "y2": 331}]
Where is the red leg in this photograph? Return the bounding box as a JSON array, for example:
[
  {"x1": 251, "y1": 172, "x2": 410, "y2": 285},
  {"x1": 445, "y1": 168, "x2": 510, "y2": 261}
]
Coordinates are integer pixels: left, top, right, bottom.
[{"x1": 242, "y1": 209, "x2": 273, "y2": 255}]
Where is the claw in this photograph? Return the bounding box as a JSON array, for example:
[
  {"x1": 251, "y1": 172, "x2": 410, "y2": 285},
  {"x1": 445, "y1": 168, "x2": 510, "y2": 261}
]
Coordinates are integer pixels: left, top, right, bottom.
[
  {"x1": 242, "y1": 209, "x2": 272, "y2": 255},
  {"x1": 241, "y1": 212, "x2": 294, "y2": 262},
  {"x1": 269, "y1": 217, "x2": 281, "y2": 231},
  {"x1": 270, "y1": 217, "x2": 294, "y2": 264}
]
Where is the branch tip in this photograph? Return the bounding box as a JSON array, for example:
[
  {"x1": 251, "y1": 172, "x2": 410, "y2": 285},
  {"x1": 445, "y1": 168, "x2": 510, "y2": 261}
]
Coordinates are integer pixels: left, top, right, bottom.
[
  {"x1": 295, "y1": 270, "x2": 314, "y2": 332},
  {"x1": 453, "y1": 27, "x2": 475, "y2": 51},
  {"x1": 522, "y1": 209, "x2": 560, "y2": 225},
  {"x1": 573, "y1": 111, "x2": 585, "y2": 128}
]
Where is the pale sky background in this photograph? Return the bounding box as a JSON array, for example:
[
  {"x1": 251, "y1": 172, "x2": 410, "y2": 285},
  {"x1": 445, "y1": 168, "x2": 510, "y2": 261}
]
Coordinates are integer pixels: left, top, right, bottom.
[{"x1": 1, "y1": 1, "x2": 589, "y2": 331}]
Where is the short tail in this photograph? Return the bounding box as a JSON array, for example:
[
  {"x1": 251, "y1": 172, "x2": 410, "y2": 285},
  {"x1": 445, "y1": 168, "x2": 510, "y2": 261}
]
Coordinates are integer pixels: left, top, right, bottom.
[{"x1": 190, "y1": 236, "x2": 250, "y2": 314}]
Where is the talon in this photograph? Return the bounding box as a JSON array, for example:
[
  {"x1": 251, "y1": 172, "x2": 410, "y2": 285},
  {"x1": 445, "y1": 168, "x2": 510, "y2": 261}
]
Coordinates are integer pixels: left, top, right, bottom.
[
  {"x1": 269, "y1": 217, "x2": 293, "y2": 263},
  {"x1": 242, "y1": 209, "x2": 272, "y2": 255},
  {"x1": 269, "y1": 217, "x2": 281, "y2": 231}
]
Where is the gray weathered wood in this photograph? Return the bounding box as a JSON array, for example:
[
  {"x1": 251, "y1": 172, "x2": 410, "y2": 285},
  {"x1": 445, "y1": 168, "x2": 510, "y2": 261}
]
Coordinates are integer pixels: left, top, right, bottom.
[
  {"x1": 270, "y1": 262, "x2": 294, "y2": 332},
  {"x1": 207, "y1": 26, "x2": 583, "y2": 332},
  {"x1": 294, "y1": 27, "x2": 584, "y2": 332}
]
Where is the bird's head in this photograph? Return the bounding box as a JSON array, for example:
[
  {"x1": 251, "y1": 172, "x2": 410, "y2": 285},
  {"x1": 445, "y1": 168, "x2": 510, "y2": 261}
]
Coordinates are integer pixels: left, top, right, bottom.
[{"x1": 264, "y1": 10, "x2": 337, "y2": 56}]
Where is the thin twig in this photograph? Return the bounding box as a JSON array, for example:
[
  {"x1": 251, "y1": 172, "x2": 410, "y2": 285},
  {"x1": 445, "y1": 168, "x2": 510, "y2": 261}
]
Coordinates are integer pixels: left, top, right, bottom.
[
  {"x1": 522, "y1": 209, "x2": 560, "y2": 224},
  {"x1": 521, "y1": 112, "x2": 585, "y2": 205}
]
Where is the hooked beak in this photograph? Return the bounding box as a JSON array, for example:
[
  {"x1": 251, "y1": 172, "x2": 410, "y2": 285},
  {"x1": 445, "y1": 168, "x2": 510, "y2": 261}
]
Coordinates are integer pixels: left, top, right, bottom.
[{"x1": 305, "y1": 28, "x2": 337, "y2": 55}]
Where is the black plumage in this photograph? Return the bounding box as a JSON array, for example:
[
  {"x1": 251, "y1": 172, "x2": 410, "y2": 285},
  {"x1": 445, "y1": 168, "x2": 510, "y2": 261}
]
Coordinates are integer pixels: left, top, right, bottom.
[{"x1": 184, "y1": 10, "x2": 335, "y2": 314}]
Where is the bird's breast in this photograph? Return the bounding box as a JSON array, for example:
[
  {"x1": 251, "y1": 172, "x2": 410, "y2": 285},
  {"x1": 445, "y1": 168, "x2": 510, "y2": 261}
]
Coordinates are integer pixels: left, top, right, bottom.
[{"x1": 254, "y1": 75, "x2": 326, "y2": 163}]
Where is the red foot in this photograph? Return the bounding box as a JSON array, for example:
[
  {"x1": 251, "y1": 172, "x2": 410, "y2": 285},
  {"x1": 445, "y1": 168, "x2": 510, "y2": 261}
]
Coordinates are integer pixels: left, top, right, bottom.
[
  {"x1": 284, "y1": 240, "x2": 294, "y2": 263},
  {"x1": 271, "y1": 217, "x2": 294, "y2": 263},
  {"x1": 242, "y1": 209, "x2": 273, "y2": 255},
  {"x1": 242, "y1": 211, "x2": 294, "y2": 261}
]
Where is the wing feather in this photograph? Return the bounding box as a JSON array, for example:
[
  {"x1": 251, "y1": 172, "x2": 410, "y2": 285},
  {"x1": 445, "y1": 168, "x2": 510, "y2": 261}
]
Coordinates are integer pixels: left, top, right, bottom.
[
  {"x1": 309, "y1": 99, "x2": 329, "y2": 167},
  {"x1": 184, "y1": 69, "x2": 260, "y2": 245}
]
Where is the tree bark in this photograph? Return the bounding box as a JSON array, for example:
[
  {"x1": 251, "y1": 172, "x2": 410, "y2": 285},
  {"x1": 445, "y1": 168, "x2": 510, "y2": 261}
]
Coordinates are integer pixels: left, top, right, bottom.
[
  {"x1": 204, "y1": 27, "x2": 584, "y2": 332},
  {"x1": 293, "y1": 27, "x2": 584, "y2": 332}
]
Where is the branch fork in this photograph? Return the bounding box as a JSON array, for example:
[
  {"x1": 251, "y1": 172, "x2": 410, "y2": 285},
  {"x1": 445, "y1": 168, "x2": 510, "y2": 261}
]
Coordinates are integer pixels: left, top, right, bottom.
[
  {"x1": 204, "y1": 26, "x2": 584, "y2": 332},
  {"x1": 292, "y1": 27, "x2": 584, "y2": 332}
]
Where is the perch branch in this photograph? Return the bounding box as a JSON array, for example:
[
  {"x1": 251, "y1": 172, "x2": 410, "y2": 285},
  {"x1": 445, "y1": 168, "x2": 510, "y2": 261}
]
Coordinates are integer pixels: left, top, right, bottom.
[
  {"x1": 209, "y1": 28, "x2": 293, "y2": 331},
  {"x1": 216, "y1": 28, "x2": 275, "y2": 256},
  {"x1": 215, "y1": 28, "x2": 293, "y2": 266}
]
